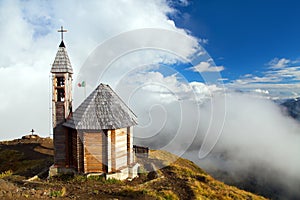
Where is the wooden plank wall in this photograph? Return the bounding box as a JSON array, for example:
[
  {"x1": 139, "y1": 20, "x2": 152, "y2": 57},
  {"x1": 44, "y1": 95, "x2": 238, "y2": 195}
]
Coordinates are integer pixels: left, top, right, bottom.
[
  {"x1": 111, "y1": 130, "x2": 116, "y2": 172},
  {"x1": 127, "y1": 127, "x2": 134, "y2": 165},
  {"x1": 54, "y1": 102, "x2": 65, "y2": 126},
  {"x1": 52, "y1": 74, "x2": 72, "y2": 121},
  {"x1": 83, "y1": 132, "x2": 107, "y2": 173},
  {"x1": 53, "y1": 124, "x2": 67, "y2": 166},
  {"x1": 115, "y1": 128, "x2": 128, "y2": 170},
  {"x1": 107, "y1": 130, "x2": 112, "y2": 173},
  {"x1": 77, "y1": 132, "x2": 84, "y2": 173},
  {"x1": 77, "y1": 127, "x2": 134, "y2": 174},
  {"x1": 70, "y1": 131, "x2": 78, "y2": 169}
]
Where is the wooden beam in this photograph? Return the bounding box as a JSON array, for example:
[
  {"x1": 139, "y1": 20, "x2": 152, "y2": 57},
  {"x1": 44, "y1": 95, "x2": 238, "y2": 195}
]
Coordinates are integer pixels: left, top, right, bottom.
[{"x1": 111, "y1": 130, "x2": 116, "y2": 172}]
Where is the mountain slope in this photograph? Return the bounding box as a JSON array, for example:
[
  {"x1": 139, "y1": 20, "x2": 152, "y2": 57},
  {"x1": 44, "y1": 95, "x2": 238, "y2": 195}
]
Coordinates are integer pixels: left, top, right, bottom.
[
  {"x1": 281, "y1": 98, "x2": 300, "y2": 120},
  {"x1": 0, "y1": 136, "x2": 267, "y2": 199}
]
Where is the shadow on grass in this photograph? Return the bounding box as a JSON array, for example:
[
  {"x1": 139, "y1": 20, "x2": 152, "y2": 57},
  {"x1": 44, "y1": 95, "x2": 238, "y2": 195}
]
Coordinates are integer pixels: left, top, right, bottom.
[{"x1": 0, "y1": 142, "x2": 53, "y2": 178}]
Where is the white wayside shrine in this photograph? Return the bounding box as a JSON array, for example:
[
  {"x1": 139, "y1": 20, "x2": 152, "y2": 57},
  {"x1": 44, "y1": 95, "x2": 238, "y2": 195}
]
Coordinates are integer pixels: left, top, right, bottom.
[{"x1": 49, "y1": 27, "x2": 139, "y2": 180}]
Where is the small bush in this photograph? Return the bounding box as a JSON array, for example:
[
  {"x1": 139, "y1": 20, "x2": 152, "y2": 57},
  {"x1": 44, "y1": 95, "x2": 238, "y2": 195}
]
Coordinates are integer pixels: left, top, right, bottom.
[
  {"x1": 87, "y1": 175, "x2": 105, "y2": 182},
  {"x1": 0, "y1": 170, "x2": 13, "y2": 178},
  {"x1": 49, "y1": 187, "x2": 67, "y2": 197},
  {"x1": 160, "y1": 190, "x2": 179, "y2": 200},
  {"x1": 49, "y1": 190, "x2": 62, "y2": 197},
  {"x1": 105, "y1": 178, "x2": 122, "y2": 184},
  {"x1": 93, "y1": 189, "x2": 99, "y2": 195},
  {"x1": 72, "y1": 175, "x2": 87, "y2": 182}
]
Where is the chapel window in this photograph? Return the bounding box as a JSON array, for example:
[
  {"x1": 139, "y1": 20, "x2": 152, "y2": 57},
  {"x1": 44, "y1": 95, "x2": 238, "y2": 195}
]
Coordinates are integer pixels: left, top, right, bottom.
[
  {"x1": 57, "y1": 77, "x2": 65, "y2": 86},
  {"x1": 57, "y1": 88, "x2": 65, "y2": 102}
]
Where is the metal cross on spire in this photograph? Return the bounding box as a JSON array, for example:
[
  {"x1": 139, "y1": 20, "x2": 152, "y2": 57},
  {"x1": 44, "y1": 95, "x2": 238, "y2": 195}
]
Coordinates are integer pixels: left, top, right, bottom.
[{"x1": 57, "y1": 26, "x2": 67, "y2": 41}]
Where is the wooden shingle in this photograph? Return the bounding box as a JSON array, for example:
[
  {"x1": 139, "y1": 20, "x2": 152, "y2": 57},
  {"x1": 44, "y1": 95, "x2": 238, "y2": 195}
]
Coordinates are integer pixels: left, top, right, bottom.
[
  {"x1": 51, "y1": 41, "x2": 73, "y2": 74},
  {"x1": 63, "y1": 83, "x2": 137, "y2": 130}
]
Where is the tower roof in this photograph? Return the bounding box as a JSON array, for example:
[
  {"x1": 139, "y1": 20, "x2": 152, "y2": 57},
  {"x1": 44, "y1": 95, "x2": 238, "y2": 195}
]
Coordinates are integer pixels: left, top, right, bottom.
[
  {"x1": 63, "y1": 83, "x2": 138, "y2": 130},
  {"x1": 51, "y1": 41, "x2": 73, "y2": 74}
]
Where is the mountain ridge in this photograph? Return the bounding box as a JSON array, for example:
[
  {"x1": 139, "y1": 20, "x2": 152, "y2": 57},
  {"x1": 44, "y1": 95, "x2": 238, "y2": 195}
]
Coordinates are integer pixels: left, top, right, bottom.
[{"x1": 280, "y1": 98, "x2": 300, "y2": 121}]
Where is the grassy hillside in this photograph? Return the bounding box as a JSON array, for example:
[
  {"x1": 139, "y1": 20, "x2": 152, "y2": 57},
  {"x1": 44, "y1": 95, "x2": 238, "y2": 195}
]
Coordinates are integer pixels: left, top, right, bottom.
[
  {"x1": 0, "y1": 136, "x2": 53, "y2": 178},
  {"x1": 0, "y1": 136, "x2": 267, "y2": 199}
]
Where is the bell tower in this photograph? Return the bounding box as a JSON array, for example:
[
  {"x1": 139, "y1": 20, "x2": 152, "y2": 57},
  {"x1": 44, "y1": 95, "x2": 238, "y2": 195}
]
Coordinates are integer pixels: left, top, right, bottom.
[{"x1": 51, "y1": 26, "x2": 73, "y2": 167}]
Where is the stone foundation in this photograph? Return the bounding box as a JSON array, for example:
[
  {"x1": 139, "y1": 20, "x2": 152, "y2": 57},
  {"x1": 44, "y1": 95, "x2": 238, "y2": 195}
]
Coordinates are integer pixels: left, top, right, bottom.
[
  {"x1": 49, "y1": 163, "x2": 140, "y2": 180},
  {"x1": 106, "y1": 163, "x2": 140, "y2": 180},
  {"x1": 48, "y1": 165, "x2": 76, "y2": 177}
]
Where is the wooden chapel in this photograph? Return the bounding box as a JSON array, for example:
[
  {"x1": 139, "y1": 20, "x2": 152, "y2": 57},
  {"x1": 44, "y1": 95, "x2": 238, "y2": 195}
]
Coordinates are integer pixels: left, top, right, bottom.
[{"x1": 49, "y1": 27, "x2": 139, "y2": 179}]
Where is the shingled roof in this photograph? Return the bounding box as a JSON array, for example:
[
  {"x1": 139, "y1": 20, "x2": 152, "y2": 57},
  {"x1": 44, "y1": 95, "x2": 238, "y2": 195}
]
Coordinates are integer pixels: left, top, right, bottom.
[
  {"x1": 63, "y1": 83, "x2": 137, "y2": 130},
  {"x1": 51, "y1": 41, "x2": 73, "y2": 74}
]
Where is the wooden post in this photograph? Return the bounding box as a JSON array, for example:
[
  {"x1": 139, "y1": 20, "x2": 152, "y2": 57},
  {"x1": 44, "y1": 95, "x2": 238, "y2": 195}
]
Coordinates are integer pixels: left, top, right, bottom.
[
  {"x1": 111, "y1": 130, "x2": 116, "y2": 172},
  {"x1": 127, "y1": 127, "x2": 131, "y2": 165}
]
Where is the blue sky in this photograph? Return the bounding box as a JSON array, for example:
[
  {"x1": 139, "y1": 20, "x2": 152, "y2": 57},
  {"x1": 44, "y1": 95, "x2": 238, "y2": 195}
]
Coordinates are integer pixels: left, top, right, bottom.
[{"x1": 170, "y1": 0, "x2": 300, "y2": 88}]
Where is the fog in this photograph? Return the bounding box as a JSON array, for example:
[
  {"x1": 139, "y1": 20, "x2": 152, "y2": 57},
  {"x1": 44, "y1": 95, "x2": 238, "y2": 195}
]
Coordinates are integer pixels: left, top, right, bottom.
[
  {"x1": 194, "y1": 93, "x2": 300, "y2": 198},
  {"x1": 125, "y1": 86, "x2": 300, "y2": 199}
]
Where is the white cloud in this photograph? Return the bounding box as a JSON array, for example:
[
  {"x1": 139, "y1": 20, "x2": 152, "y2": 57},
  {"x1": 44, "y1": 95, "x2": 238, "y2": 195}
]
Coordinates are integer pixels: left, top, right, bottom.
[
  {"x1": 268, "y1": 66, "x2": 300, "y2": 80},
  {"x1": 190, "y1": 61, "x2": 224, "y2": 72},
  {"x1": 0, "y1": 1, "x2": 34, "y2": 68},
  {"x1": 199, "y1": 38, "x2": 209, "y2": 44},
  {"x1": 0, "y1": 0, "x2": 202, "y2": 139},
  {"x1": 178, "y1": 0, "x2": 190, "y2": 6},
  {"x1": 113, "y1": 67, "x2": 300, "y2": 197},
  {"x1": 191, "y1": 93, "x2": 300, "y2": 198},
  {"x1": 243, "y1": 74, "x2": 252, "y2": 78},
  {"x1": 234, "y1": 75, "x2": 280, "y2": 85},
  {"x1": 116, "y1": 69, "x2": 222, "y2": 105},
  {"x1": 253, "y1": 88, "x2": 269, "y2": 94},
  {"x1": 189, "y1": 81, "x2": 223, "y2": 102},
  {"x1": 268, "y1": 57, "x2": 290, "y2": 69},
  {"x1": 0, "y1": 66, "x2": 49, "y2": 138},
  {"x1": 115, "y1": 63, "x2": 300, "y2": 197},
  {"x1": 217, "y1": 78, "x2": 228, "y2": 81},
  {"x1": 227, "y1": 82, "x2": 300, "y2": 100},
  {"x1": 229, "y1": 57, "x2": 300, "y2": 99}
]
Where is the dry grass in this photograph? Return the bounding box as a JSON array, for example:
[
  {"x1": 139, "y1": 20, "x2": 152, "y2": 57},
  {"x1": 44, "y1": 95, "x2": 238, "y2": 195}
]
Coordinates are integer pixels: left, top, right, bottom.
[
  {"x1": 0, "y1": 137, "x2": 268, "y2": 199},
  {"x1": 134, "y1": 150, "x2": 267, "y2": 200}
]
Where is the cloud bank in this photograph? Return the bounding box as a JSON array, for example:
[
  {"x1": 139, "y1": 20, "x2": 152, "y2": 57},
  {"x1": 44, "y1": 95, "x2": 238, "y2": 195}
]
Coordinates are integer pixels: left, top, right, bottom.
[
  {"x1": 106, "y1": 63, "x2": 300, "y2": 198},
  {"x1": 228, "y1": 57, "x2": 300, "y2": 99},
  {"x1": 121, "y1": 70, "x2": 300, "y2": 197},
  {"x1": 196, "y1": 93, "x2": 300, "y2": 198},
  {"x1": 0, "y1": 0, "x2": 199, "y2": 139}
]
